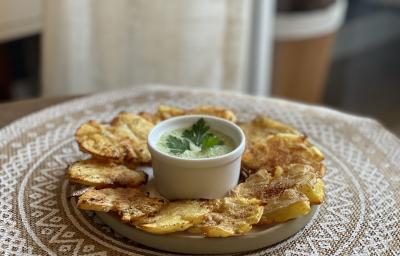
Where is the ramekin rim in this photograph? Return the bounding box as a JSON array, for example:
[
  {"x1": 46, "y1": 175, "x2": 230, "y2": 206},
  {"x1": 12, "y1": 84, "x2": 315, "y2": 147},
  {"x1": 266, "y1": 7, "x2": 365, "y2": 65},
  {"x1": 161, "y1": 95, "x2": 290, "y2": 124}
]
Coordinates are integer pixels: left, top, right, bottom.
[{"x1": 147, "y1": 115, "x2": 245, "y2": 164}]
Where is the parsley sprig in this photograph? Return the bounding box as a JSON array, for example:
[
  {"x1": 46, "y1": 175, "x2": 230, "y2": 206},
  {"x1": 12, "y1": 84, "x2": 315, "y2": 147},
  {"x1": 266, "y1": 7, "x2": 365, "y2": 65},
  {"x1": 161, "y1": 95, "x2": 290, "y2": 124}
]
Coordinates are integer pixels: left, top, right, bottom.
[
  {"x1": 166, "y1": 136, "x2": 190, "y2": 154},
  {"x1": 166, "y1": 118, "x2": 223, "y2": 155}
]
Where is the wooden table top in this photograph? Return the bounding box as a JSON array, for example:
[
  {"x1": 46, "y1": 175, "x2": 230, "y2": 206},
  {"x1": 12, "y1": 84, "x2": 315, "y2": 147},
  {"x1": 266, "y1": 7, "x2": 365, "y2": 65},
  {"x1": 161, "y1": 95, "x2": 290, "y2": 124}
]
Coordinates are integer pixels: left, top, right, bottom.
[{"x1": 0, "y1": 96, "x2": 79, "y2": 128}]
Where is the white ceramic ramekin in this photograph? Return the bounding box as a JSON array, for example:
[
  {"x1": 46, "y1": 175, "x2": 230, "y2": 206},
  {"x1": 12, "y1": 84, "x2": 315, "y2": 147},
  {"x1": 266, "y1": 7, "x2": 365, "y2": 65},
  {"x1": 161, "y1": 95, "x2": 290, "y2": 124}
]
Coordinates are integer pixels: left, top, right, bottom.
[{"x1": 148, "y1": 115, "x2": 245, "y2": 200}]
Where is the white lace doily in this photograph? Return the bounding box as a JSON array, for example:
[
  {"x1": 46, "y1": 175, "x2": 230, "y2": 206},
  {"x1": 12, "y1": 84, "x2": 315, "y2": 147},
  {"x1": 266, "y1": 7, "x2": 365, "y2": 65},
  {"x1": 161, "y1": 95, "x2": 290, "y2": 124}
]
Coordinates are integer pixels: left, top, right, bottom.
[{"x1": 0, "y1": 85, "x2": 399, "y2": 255}]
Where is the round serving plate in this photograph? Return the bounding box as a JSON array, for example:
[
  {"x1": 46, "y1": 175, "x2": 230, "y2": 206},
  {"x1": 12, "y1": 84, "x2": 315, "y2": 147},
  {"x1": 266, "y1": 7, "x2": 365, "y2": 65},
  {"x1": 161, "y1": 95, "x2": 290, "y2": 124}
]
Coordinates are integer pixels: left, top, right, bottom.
[
  {"x1": 97, "y1": 207, "x2": 318, "y2": 254},
  {"x1": 1, "y1": 85, "x2": 399, "y2": 255},
  {"x1": 97, "y1": 167, "x2": 319, "y2": 254}
]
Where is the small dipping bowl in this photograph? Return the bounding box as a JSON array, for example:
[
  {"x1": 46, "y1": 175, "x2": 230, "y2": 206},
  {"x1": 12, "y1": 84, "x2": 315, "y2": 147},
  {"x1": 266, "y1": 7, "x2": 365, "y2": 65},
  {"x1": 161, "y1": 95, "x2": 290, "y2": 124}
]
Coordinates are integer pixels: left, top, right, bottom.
[{"x1": 148, "y1": 115, "x2": 245, "y2": 200}]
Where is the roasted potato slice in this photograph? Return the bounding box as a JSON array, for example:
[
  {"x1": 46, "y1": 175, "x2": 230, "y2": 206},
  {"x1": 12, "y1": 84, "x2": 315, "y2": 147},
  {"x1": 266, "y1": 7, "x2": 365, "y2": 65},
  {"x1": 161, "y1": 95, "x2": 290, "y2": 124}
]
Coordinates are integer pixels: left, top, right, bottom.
[
  {"x1": 259, "y1": 189, "x2": 311, "y2": 225},
  {"x1": 272, "y1": 165, "x2": 325, "y2": 204},
  {"x1": 138, "y1": 111, "x2": 162, "y2": 124},
  {"x1": 304, "y1": 178, "x2": 325, "y2": 204},
  {"x1": 242, "y1": 133, "x2": 325, "y2": 177},
  {"x1": 139, "y1": 105, "x2": 237, "y2": 124},
  {"x1": 156, "y1": 105, "x2": 186, "y2": 120},
  {"x1": 67, "y1": 159, "x2": 147, "y2": 188},
  {"x1": 75, "y1": 112, "x2": 153, "y2": 164},
  {"x1": 77, "y1": 188, "x2": 165, "y2": 222},
  {"x1": 240, "y1": 115, "x2": 299, "y2": 140},
  {"x1": 192, "y1": 197, "x2": 263, "y2": 237},
  {"x1": 188, "y1": 105, "x2": 237, "y2": 122},
  {"x1": 235, "y1": 165, "x2": 325, "y2": 205},
  {"x1": 234, "y1": 171, "x2": 311, "y2": 225},
  {"x1": 110, "y1": 112, "x2": 153, "y2": 163},
  {"x1": 111, "y1": 112, "x2": 153, "y2": 141},
  {"x1": 75, "y1": 121, "x2": 123, "y2": 160},
  {"x1": 135, "y1": 200, "x2": 210, "y2": 234},
  {"x1": 233, "y1": 168, "x2": 272, "y2": 199}
]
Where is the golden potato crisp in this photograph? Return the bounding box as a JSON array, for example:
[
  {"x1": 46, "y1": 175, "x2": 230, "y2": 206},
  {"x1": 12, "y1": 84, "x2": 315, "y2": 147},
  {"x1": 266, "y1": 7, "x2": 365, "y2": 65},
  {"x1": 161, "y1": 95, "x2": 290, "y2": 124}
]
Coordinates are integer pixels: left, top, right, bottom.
[
  {"x1": 75, "y1": 112, "x2": 153, "y2": 164},
  {"x1": 77, "y1": 188, "x2": 165, "y2": 222},
  {"x1": 139, "y1": 105, "x2": 237, "y2": 124},
  {"x1": 240, "y1": 115, "x2": 299, "y2": 141},
  {"x1": 258, "y1": 189, "x2": 311, "y2": 225},
  {"x1": 75, "y1": 121, "x2": 121, "y2": 159},
  {"x1": 135, "y1": 200, "x2": 210, "y2": 234},
  {"x1": 68, "y1": 159, "x2": 147, "y2": 188},
  {"x1": 156, "y1": 105, "x2": 186, "y2": 121},
  {"x1": 233, "y1": 165, "x2": 321, "y2": 225},
  {"x1": 193, "y1": 197, "x2": 263, "y2": 237},
  {"x1": 188, "y1": 105, "x2": 237, "y2": 122},
  {"x1": 271, "y1": 164, "x2": 325, "y2": 204},
  {"x1": 234, "y1": 164, "x2": 324, "y2": 205},
  {"x1": 242, "y1": 133, "x2": 325, "y2": 177},
  {"x1": 233, "y1": 168, "x2": 272, "y2": 199}
]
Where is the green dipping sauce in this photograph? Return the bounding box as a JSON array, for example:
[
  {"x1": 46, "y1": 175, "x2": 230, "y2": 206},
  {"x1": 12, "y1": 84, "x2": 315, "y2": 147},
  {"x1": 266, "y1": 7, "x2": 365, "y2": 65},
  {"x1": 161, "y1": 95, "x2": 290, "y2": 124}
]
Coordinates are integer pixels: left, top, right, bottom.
[{"x1": 157, "y1": 128, "x2": 235, "y2": 159}]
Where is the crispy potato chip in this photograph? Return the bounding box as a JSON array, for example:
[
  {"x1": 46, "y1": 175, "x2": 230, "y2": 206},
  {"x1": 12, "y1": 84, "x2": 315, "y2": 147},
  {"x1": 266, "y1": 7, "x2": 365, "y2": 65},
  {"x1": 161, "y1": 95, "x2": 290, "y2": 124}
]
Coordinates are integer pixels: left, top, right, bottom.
[
  {"x1": 233, "y1": 168, "x2": 272, "y2": 199},
  {"x1": 272, "y1": 164, "x2": 325, "y2": 204},
  {"x1": 77, "y1": 188, "x2": 165, "y2": 222},
  {"x1": 138, "y1": 105, "x2": 187, "y2": 124},
  {"x1": 157, "y1": 105, "x2": 186, "y2": 120},
  {"x1": 298, "y1": 177, "x2": 325, "y2": 204},
  {"x1": 75, "y1": 112, "x2": 153, "y2": 164},
  {"x1": 135, "y1": 200, "x2": 210, "y2": 234},
  {"x1": 259, "y1": 189, "x2": 311, "y2": 225},
  {"x1": 233, "y1": 165, "x2": 321, "y2": 225},
  {"x1": 111, "y1": 112, "x2": 154, "y2": 141},
  {"x1": 193, "y1": 197, "x2": 263, "y2": 237},
  {"x1": 234, "y1": 165, "x2": 324, "y2": 205},
  {"x1": 68, "y1": 159, "x2": 147, "y2": 188},
  {"x1": 188, "y1": 105, "x2": 237, "y2": 122},
  {"x1": 110, "y1": 112, "x2": 153, "y2": 163},
  {"x1": 242, "y1": 133, "x2": 325, "y2": 177},
  {"x1": 234, "y1": 172, "x2": 310, "y2": 225},
  {"x1": 75, "y1": 121, "x2": 123, "y2": 159},
  {"x1": 138, "y1": 111, "x2": 162, "y2": 124},
  {"x1": 139, "y1": 105, "x2": 237, "y2": 124},
  {"x1": 240, "y1": 115, "x2": 299, "y2": 141}
]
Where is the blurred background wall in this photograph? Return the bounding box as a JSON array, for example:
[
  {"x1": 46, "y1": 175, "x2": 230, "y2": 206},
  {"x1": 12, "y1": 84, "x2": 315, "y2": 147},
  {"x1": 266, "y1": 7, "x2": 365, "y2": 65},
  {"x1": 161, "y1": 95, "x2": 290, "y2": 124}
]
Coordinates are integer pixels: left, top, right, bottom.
[
  {"x1": 0, "y1": 0, "x2": 399, "y2": 135},
  {"x1": 41, "y1": 0, "x2": 254, "y2": 96}
]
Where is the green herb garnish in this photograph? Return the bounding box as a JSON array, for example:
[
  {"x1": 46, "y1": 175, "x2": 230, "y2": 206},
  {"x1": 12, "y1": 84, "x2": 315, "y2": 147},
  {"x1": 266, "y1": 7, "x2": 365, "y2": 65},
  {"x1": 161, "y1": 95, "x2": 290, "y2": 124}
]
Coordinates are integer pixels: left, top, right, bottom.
[
  {"x1": 166, "y1": 118, "x2": 223, "y2": 154},
  {"x1": 201, "y1": 133, "x2": 223, "y2": 149},
  {"x1": 182, "y1": 118, "x2": 210, "y2": 146},
  {"x1": 166, "y1": 136, "x2": 190, "y2": 154}
]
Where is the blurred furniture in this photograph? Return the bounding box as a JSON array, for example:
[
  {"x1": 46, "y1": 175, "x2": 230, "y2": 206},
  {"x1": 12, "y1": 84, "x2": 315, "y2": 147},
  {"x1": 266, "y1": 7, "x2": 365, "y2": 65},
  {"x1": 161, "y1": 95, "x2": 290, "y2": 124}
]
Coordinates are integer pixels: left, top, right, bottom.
[
  {"x1": 273, "y1": 34, "x2": 336, "y2": 103},
  {"x1": 272, "y1": 0, "x2": 347, "y2": 103},
  {"x1": 0, "y1": 0, "x2": 42, "y2": 42},
  {"x1": 0, "y1": 44, "x2": 11, "y2": 99},
  {"x1": 0, "y1": 96, "x2": 77, "y2": 128},
  {"x1": 0, "y1": 0, "x2": 42, "y2": 100},
  {"x1": 0, "y1": 36, "x2": 41, "y2": 101}
]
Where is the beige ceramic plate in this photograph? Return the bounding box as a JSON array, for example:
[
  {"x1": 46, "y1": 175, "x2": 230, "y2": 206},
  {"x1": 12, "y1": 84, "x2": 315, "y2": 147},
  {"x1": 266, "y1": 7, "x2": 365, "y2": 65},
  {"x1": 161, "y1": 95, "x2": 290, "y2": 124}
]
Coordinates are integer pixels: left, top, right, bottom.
[
  {"x1": 97, "y1": 167, "x2": 319, "y2": 254},
  {"x1": 97, "y1": 206, "x2": 318, "y2": 254}
]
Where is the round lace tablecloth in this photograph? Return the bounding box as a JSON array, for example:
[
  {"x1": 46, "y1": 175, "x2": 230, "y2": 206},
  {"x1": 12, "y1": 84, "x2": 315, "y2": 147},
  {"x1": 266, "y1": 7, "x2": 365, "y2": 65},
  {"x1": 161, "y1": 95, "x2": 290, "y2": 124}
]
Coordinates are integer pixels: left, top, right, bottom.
[{"x1": 1, "y1": 86, "x2": 399, "y2": 256}]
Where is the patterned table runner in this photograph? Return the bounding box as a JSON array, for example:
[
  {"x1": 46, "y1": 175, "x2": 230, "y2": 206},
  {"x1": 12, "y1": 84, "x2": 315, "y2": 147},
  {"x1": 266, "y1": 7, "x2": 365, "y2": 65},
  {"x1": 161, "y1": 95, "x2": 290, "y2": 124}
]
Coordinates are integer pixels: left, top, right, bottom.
[{"x1": 0, "y1": 86, "x2": 399, "y2": 255}]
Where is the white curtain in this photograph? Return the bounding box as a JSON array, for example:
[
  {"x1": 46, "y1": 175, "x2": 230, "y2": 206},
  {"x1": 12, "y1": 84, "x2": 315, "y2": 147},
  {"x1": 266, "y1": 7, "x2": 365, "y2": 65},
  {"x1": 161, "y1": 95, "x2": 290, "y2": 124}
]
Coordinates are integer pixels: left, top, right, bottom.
[{"x1": 42, "y1": 0, "x2": 252, "y2": 96}]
